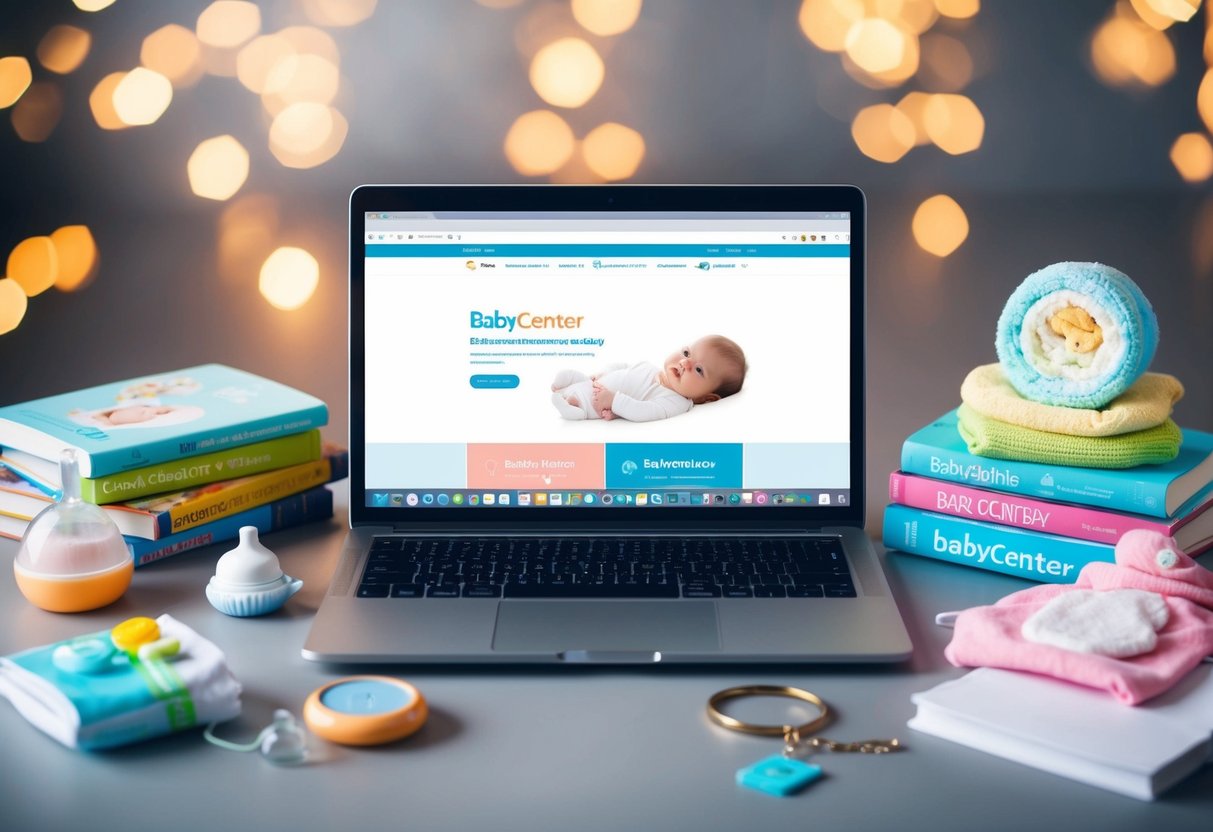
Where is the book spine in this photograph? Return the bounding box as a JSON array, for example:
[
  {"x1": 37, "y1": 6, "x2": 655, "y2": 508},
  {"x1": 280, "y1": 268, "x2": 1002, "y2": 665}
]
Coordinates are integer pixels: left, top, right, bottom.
[
  {"x1": 888, "y1": 472, "x2": 1171, "y2": 546},
  {"x1": 84, "y1": 403, "x2": 328, "y2": 477},
  {"x1": 157, "y1": 450, "x2": 347, "y2": 537},
  {"x1": 130, "y1": 486, "x2": 334, "y2": 567},
  {"x1": 882, "y1": 504, "x2": 1114, "y2": 583},
  {"x1": 900, "y1": 436, "x2": 1169, "y2": 518},
  {"x1": 81, "y1": 430, "x2": 322, "y2": 505}
]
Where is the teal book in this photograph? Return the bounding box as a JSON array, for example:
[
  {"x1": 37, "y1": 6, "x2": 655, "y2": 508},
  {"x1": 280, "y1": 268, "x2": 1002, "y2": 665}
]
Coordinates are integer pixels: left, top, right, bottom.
[
  {"x1": 901, "y1": 410, "x2": 1213, "y2": 519},
  {"x1": 883, "y1": 504, "x2": 1115, "y2": 584},
  {"x1": 0, "y1": 365, "x2": 327, "y2": 478}
]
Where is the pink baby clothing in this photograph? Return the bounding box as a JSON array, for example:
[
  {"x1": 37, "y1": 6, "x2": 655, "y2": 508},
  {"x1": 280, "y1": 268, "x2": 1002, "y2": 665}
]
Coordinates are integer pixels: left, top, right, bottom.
[{"x1": 945, "y1": 530, "x2": 1213, "y2": 705}]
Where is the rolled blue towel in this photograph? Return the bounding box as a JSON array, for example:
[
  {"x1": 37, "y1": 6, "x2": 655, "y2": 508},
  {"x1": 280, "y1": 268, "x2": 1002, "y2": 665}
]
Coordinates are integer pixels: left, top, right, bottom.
[{"x1": 995, "y1": 262, "x2": 1159, "y2": 409}]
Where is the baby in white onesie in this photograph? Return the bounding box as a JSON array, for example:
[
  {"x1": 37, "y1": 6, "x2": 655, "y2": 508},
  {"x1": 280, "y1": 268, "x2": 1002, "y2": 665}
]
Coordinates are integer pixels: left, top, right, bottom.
[{"x1": 551, "y1": 335, "x2": 747, "y2": 422}]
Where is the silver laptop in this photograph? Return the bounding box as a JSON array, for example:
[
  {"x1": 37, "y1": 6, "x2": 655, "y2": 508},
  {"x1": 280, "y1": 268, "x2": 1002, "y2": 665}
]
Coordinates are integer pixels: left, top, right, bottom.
[{"x1": 303, "y1": 184, "x2": 912, "y2": 664}]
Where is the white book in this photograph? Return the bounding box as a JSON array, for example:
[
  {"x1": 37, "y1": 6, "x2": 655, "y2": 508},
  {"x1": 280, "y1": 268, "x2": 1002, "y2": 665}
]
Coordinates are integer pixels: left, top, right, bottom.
[{"x1": 909, "y1": 665, "x2": 1213, "y2": 801}]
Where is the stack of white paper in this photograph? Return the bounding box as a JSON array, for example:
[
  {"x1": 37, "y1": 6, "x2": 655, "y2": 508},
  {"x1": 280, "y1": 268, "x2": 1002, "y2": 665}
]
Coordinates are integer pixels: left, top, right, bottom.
[{"x1": 909, "y1": 665, "x2": 1213, "y2": 800}]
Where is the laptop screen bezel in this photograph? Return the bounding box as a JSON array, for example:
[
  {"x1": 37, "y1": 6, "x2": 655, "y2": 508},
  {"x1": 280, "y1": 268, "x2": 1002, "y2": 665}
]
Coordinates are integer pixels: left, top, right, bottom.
[{"x1": 349, "y1": 184, "x2": 866, "y2": 530}]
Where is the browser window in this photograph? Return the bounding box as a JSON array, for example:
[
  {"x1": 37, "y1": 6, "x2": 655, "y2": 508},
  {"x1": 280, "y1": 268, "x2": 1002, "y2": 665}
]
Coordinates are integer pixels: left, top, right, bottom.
[{"x1": 362, "y1": 212, "x2": 852, "y2": 509}]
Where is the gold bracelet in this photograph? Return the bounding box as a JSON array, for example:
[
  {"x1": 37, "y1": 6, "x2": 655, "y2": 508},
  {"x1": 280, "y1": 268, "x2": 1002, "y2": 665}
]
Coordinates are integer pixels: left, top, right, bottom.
[{"x1": 706, "y1": 685, "x2": 831, "y2": 738}]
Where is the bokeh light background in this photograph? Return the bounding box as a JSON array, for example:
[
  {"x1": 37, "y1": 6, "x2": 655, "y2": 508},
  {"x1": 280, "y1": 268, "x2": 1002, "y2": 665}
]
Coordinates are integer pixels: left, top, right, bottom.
[{"x1": 1, "y1": 0, "x2": 1210, "y2": 530}]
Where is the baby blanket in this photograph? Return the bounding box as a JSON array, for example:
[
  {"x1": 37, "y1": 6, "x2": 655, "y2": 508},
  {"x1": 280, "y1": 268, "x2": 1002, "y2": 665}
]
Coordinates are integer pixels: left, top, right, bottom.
[{"x1": 995, "y1": 262, "x2": 1158, "y2": 409}]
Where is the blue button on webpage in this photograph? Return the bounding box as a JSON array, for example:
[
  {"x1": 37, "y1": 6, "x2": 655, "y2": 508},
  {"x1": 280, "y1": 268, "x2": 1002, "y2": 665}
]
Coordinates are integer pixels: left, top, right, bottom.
[
  {"x1": 605, "y1": 444, "x2": 743, "y2": 489},
  {"x1": 469, "y1": 374, "x2": 520, "y2": 389}
]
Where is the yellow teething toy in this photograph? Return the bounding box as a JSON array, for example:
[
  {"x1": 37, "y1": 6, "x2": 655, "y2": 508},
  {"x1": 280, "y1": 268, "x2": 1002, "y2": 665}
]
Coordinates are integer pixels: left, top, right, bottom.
[{"x1": 111, "y1": 617, "x2": 161, "y2": 653}]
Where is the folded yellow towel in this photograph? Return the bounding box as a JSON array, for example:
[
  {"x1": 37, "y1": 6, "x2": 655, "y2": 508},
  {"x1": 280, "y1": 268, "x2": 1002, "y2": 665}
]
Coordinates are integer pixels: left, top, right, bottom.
[
  {"x1": 956, "y1": 403, "x2": 1182, "y2": 468},
  {"x1": 960, "y1": 364, "x2": 1184, "y2": 437}
]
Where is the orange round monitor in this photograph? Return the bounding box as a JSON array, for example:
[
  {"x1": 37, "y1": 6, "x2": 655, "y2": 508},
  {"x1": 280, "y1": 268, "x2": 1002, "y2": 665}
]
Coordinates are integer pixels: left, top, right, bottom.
[{"x1": 303, "y1": 676, "x2": 427, "y2": 746}]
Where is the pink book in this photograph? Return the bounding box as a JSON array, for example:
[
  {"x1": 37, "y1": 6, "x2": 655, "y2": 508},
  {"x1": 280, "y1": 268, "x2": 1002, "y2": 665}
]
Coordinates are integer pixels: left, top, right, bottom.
[{"x1": 888, "y1": 471, "x2": 1213, "y2": 551}]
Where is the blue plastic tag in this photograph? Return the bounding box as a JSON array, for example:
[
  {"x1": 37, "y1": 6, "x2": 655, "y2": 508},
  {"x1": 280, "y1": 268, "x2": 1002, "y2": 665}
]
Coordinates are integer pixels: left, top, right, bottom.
[{"x1": 736, "y1": 754, "x2": 824, "y2": 796}]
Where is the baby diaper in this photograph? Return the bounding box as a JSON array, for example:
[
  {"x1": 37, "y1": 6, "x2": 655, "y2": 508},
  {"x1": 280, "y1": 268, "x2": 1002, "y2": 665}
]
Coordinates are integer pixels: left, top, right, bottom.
[{"x1": 0, "y1": 614, "x2": 241, "y2": 750}]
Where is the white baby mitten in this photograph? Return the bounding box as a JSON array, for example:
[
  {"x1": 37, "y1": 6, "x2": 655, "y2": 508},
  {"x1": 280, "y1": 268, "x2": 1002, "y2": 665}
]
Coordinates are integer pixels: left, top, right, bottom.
[{"x1": 1021, "y1": 589, "x2": 1169, "y2": 658}]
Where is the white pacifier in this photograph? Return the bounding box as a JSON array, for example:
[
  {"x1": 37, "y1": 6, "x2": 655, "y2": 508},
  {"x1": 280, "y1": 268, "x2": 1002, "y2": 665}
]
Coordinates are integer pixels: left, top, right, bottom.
[{"x1": 206, "y1": 527, "x2": 303, "y2": 617}]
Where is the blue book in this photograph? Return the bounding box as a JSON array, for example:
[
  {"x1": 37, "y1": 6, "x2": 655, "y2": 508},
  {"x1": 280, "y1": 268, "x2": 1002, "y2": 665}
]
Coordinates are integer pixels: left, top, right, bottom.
[
  {"x1": 883, "y1": 504, "x2": 1115, "y2": 584},
  {"x1": 130, "y1": 484, "x2": 334, "y2": 567},
  {"x1": 901, "y1": 410, "x2": 1213, "y2": 519},
  {"x1": 0, "y1": 365, "x2": 327, "y2": 478}
]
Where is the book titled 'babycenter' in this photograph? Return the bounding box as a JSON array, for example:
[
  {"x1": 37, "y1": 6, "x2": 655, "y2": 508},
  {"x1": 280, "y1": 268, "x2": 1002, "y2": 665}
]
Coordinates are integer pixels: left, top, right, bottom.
[{"x1": 0, "y1": 365, "x2": 328, "y2": 478}]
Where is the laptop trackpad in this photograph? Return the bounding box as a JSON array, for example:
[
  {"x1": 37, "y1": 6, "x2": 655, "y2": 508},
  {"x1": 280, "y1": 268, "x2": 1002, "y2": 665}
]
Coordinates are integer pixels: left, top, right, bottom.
[{"x1": 492, "y1": 602, "x2": 720, "y2": 654}]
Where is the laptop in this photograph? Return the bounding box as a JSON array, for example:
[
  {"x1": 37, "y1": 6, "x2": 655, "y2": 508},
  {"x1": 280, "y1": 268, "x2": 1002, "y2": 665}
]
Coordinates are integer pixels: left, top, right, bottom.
[{"x1": 303, "y1": 184, "x2": 912, "y2": 664}]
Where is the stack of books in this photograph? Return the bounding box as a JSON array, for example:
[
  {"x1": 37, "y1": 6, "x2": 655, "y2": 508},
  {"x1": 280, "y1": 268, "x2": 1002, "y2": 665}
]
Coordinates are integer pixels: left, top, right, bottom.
[
  {"x1": 0, "y1": 365, "x2": 347, "y2": 566},
  {"x1": 883, "y1": 410, "x2": 1213, "y2": 582}
]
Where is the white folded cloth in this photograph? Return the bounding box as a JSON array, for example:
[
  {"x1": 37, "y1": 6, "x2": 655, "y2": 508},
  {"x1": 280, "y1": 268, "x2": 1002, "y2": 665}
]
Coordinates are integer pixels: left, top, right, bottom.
[{"x1": 0, "y1": 614, "x2": 241, "y2": 750}]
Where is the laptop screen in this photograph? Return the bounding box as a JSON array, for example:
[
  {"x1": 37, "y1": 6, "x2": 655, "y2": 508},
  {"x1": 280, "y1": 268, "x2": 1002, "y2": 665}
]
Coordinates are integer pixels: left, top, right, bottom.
[{"x1": 352, "y1": 188, "x2": 863, "y2": 523}]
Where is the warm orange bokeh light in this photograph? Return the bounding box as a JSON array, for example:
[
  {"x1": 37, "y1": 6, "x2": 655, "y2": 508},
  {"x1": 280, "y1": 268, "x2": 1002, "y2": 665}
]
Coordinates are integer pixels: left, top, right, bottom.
[
  {"x1": 50, "y1": 226, "x2": 99, "y2": 292},
  {"x1": 798, "y1": 0, "x2": 865, "y2": 53},
  {"x1": 142, "y1": 24, "x2": 204, "y2": 87},
  {"x1": 582, "y1": 123, "x2": 646, "y2": 180},
  {"x1": 112, "y1": 67, "x2": 173, "y2": 126},
  {"x1": 504, "y1": 110, "x2": 577, "y2": 175},
  {"x1": 571, "y1": 0, "x2": 643, "y2": 36},
  {"x1": 913, "y1": 194, "x2": 969, "y2": 257},
  {"x1": 220, "y1": 194, "x2": 279, "y2": 279},
  {"x1": 278, "y1": 27, "x2": 340, "y2": 65},
  {"x1": 529, "y1": 38, "x2": 605, "y2": 108},
  {"x1": 269, "y1": 102, "x2": 334, "y2": 155},
  {"x1": 1171, "y1": 133, "x2": 1213, "y2": 183},
  {"x1": 11, "y1": 82, "x2": 64, "y2": 143},
  {"x1": 0, "y1": 279, "x2": 29, "y2": 336},
  {"x1": 196, "y1": 1, "x2": 262, "y2": 49},
  {"x1": 1138, "y1": 0, "x2": 1198, "y2": 23},
  {"x1": 268, "y1": 104, "x2": 348, "y2": 169},
  {"x1": 549, "y1": 142, "x2": 606, "y2": 184},
  {"x1": 8, "y1": 237, "x2": 59, "y2": 297},
  {"x1": 37, "y1": 26, "x2": 92, "y2": 75},
  {"x1": 896, "y1": 0, "x2": 940, "y2": 34},
  {"x1": 188, "y1": 136, "x2": 250, "y2": 201},
  {"x1": 1206, "y1": 9, "x2": 1213, "y2": 66},
  {"x1": 1091, "y1": 15, "x2": 1175, "y2": 87},
  {"x1": 260, "y1": 247, "x2": 320, "y2": 311},
  {"x1": 237, "y1": 34, "x2": 295, "y2": 94},
  {"x1": 851, "y1": 104, "x2": 916, "y2": 163},
  {"x1": 896, "y1": 91, "x2": 934, "y2": 146},
  {"x1": 89, "y1": 72, "x2": 128, "y2": 130},
  {"x1": 302, "y1": 0, "x2": 378, "y2": 27},
  {"x1": 923, "y1": 93, "x2": 984, "y2": 155},
  {"x1": 920, "y1": 33, "x2": 972, "y2": 91},
  {"x1": 845, "y1": 18, "x2": 908, "y2": 74},
  {"x1": 1198, "y1": 69, "x2": 1213, "y2": 135},
  {"x1": 0, "y1": 57, "x2": 33, "y2": 109},
  {"x1": 933, "y1": 0, "x2": 980, "y2": 19},
  {"x1": 1129, "y1": 0, "x2": 1175, "y2": 30},
  {"x1": 261, "y1": 54, "x2": 340, "y2": 115}
]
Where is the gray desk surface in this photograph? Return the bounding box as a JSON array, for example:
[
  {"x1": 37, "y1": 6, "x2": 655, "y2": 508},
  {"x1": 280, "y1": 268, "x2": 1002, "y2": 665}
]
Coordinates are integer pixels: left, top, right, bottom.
[{"x1": 2, "y1": 485, "x2": 1210, "y2": 832}]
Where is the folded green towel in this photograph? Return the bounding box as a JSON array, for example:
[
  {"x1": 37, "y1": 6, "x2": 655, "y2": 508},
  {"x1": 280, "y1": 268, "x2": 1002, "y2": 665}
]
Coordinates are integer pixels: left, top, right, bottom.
[
  {"x1": 956, "y1": 403, "x2": 1181, "y2": 469},
  {"x1": 960, "y1": 364, "x2": 1184, "y2": 437}
]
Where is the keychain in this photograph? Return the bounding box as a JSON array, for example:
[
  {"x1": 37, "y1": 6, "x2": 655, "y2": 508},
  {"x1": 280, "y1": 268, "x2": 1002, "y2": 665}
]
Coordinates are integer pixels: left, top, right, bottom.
[{"x1": 706, "y1": 685, "x2": 903, "y2": 797}]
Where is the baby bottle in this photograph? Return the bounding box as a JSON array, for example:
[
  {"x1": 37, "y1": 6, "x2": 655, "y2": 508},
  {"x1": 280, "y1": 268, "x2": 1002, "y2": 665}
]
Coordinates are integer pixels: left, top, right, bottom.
[{"x1": 13, "y1": 449, "x2": 133, "y2": 612}]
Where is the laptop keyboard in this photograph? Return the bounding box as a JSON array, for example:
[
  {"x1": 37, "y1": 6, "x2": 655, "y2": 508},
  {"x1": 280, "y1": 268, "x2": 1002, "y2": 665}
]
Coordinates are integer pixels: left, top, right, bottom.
[{"x1": 355, "y1": 536, "x2": 856, "y2": 599}]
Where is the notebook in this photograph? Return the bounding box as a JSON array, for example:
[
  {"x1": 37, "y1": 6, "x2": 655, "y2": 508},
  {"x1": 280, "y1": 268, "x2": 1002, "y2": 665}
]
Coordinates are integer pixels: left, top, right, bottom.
[
  {"x1": 302, "y1": 184, "x2": 912, "y2": 664},
  {"x1": 909, "y1": 665, "x2": 1213, "y2": 800}
]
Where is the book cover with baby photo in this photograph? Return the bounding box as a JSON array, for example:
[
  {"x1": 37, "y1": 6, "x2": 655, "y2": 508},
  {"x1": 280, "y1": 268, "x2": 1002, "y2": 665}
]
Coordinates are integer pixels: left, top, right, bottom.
[{"x1": 0, "y1": 365, "x2": 328, "y2": 477}]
